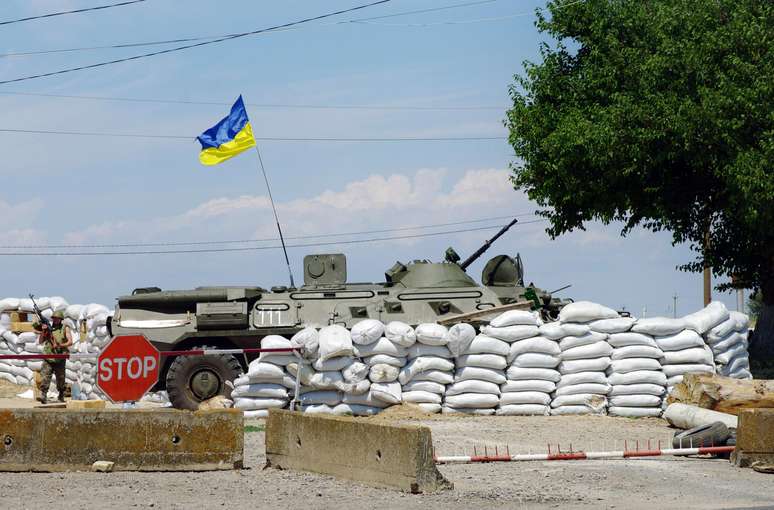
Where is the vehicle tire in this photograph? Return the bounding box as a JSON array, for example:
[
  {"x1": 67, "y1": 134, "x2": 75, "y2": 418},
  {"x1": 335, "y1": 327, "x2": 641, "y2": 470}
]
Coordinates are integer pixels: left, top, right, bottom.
[
  {"x1": 672, "y1": 421, "x2": 730, "y2": 449},
  {"x1": 166, "y1": 346, "x2": 242, "y2": 410}
]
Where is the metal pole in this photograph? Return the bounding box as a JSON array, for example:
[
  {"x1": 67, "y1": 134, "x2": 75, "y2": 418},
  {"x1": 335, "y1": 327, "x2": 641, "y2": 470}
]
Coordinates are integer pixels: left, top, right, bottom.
[
  {"x1": 252, "y1": 145, "x2": 296, "y2": 288},
  {"x1": 673, "y1": 294, "x2": 678, "y2": 318},
  {"x1": 703, "y1": 230, "x2": 711, "y2": 306}
]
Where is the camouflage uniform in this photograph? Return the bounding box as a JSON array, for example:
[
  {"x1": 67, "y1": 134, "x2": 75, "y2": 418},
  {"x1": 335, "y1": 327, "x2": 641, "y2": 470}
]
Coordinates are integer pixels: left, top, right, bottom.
[{"x1": 33, "y1": 312, "x2": 70, "y2": 403}]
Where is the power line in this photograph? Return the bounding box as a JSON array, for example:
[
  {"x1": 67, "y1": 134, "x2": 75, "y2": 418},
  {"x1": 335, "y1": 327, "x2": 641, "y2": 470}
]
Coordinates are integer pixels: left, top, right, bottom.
[
  {"x1": 0, "y1": 0, "x2": 497, "y2": 58},
  {"x1": 0, "y1": 220, "x2": 548, "y2": 256},
  {"x1": 0, "y1": 91, "x2": 504, "y2": 111},
  {"x1": 1, "y1": 213, "x2": 536, "y2": 249},
  {"x1": 0, "y1": 0, "x2": 146, "y2": 27},
  {"x1": 0, "y1": 128, "x2": 506, "y2": 142},
  {"x1": 0, "y1": 0, "x2": 392, "y2": 86}
]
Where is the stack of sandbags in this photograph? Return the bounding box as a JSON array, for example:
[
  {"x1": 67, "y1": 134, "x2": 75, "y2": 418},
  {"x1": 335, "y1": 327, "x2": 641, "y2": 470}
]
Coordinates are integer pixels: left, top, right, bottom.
[
  {"x1": 604, "y1": 317, "x2": 666, "y2": 417},
  {"x1": 399, "y1": 322, "x2": 454, "y2": 414},
  {"x1": 705, "y1": 311, "x2": 752, "y2": 379},
  {"x1": 77, "y1": 303, "x2": 112, "y2": 400},
  {"x1": 234, "y1": 334, "x2": 298, "y2": 418},
  {"x1": 641, "y1": 318, "x2": 715, "y2": 394},
  {"x1": 552, "y1": 301, "x2": 617, "y2": 415},
  {"x1": 445, "y1": 314, "x2": 518, "y2": 416},
  {"x1": 480, "y1": 311, "x2": 556, "y2": 416}
]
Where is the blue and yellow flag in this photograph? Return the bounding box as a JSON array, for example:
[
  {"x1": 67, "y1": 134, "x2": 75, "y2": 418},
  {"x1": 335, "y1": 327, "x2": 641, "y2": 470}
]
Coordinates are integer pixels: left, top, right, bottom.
[{"x1": 197, "y1": 96, "x2": 256, "y2": 166}]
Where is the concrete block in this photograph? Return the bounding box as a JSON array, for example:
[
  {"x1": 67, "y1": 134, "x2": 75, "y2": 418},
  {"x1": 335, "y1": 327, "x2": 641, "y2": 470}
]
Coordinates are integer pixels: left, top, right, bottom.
[
  {"x1": 733, "y1": 408, "x2": 774, "y2": 468},
  {"x1": 0, "y1": 408, "x2": 243, "y2": 472},
  {"x1": 66, "y1": 400, "x2": 106, "y2": 410},
  {"x1": 265, "y1": 409, "x2": 451, "y2": 493},
  {"x1": 92, "y1": 461, "x2": 114, "y2": 472}
]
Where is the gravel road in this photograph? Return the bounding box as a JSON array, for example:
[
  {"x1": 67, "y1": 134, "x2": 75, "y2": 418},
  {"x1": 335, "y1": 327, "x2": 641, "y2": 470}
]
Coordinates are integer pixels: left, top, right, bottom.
[{"x1": 1, "y1": 405, "x2": 773, "y2": 510}]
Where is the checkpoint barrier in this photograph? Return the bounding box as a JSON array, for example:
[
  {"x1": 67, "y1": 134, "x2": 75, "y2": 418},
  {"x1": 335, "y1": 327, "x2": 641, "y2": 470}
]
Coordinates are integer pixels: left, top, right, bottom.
[
  {"x1": 265, "y1": 409, "x2": 452, "y2": 493},
  {"x1": 0, "y1": 408, "x2": 244, "y2": 471}
]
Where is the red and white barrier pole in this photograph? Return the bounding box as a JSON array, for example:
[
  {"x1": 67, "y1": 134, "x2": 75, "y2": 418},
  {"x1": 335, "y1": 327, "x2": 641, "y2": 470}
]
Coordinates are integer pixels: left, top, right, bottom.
[
  {"x1": 0, "y1": 346, "x2": 302, "y2": 361},
  {"x1": 434, "y1": 445, "x2": 735, "y2": 464}
]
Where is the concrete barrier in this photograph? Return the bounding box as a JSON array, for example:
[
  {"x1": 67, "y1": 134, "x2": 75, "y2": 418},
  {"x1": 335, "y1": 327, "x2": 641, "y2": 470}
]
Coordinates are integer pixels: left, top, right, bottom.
[
  {"x1": 265, "y1": 409, "x2": 452, "y2": 493},
  {"x1": 733, "y1": 408, "x2": 774, "y2": 468},
  {"x1": 0, "y1": 408, "x2": 243, "y2": 471}
]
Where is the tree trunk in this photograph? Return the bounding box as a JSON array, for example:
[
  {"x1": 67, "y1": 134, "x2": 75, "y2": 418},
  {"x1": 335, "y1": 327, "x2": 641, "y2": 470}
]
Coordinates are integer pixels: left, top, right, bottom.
[
  {"x1": 667, "y1": 373, "x2": 774, "y2": 415},
  {"x1": 750, "y1": 271, "x2": 774, "y2": 372}
]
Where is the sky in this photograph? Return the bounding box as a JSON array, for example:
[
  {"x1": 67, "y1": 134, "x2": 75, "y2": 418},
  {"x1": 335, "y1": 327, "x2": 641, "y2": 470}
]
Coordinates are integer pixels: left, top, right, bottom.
[{"x1": 0, "y1": 0, "x2": 742, "y2": 316}]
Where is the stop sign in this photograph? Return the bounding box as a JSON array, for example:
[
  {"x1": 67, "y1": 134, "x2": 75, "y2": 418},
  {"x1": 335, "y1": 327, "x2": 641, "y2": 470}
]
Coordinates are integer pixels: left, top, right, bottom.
[{"x1": 97, "y1": 334, "x2": 160, "y2": 403}]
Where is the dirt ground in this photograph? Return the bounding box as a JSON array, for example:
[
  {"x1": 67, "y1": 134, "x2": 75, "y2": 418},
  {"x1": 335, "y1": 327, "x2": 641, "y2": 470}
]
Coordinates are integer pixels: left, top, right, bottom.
[{"x1": 0, "y1": 389, "x2": 773, "y2": 509}]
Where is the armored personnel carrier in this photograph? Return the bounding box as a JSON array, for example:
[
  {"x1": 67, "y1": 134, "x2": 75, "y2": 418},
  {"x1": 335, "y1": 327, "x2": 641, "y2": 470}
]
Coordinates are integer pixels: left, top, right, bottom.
[{"x1": 111, "y1": 220, "x2": 570, "y2": 409}]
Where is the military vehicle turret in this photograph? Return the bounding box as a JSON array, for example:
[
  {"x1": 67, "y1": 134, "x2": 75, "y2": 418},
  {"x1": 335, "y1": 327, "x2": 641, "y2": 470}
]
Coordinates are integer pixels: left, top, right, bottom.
[{"x1": 111, "y1": 219, "x2": 570, "y2": 409}]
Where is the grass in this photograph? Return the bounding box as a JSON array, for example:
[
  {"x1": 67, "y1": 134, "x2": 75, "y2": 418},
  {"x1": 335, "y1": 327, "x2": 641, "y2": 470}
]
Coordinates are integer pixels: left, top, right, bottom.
[{"x1": 244, "y1": 424, "x2": 265, "y2": 433}]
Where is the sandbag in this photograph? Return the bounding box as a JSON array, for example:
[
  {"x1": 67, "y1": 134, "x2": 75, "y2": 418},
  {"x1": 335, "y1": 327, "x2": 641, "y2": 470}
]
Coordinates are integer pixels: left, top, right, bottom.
[
  {"x1": 554, "y1": 383, "x2": 611, "y2": 396},
  {"x1": 233, "y1": 397, "x2": 287, "y2": 410},
  {"x1": 500, "y1": 391, "x2": 551, "y2": 406},
  {"x1": 317, "y1": 325, "x2": 353, "y2": 361},
  {"x1": 415, "y1": 323, "x2": 448, "y2": 346},
  {"x1": 709, "y1": 332, "x2": 747, "y2": 353},
  {"x1": 661, "y1": 364, "x2": 715, "y2": 377},
  {"x1": 302, "y1": 404, "x2": 334, "y2": 415},
  {"x1": 456, "y1": 354, "x2": 507, "y2": 370},
  {"x1": 455, "y1": 366, "x2": 506, "y2": 384},
  {"x1": 557, "y1": 357, "x2": 610, "y2": 374},
  {"x1": 509, "y1": 352, "x2": 560, "y2": 369},
  {"x1": 442, "y1": 406, "x2": 495, "y2": 415},
  {"x1": 444, "y1": 393, "x2": 499, "y2": 409},
  {"x1": 309, "y1": 370, "x2": 345, "y2": 390},
  {"x1": 608, "y1": 395, "x2": 662, "y2": 407},
  {"x1": 507, "y1": 337, "x2": 561, "y2": 361},
  {"x1": 607, "y1": 358, "x2": 662, "y2": 374},
  {"x1": 339, "y1": 379, "x2": 371, "y2": 395},
  {"x1": 402, "y1": 380, "x2": 446, "y2": 394},
  {"x1": 369, "y1": 363, "x2": 400, "y2": 383},
  {"x1": 662, "y1": 347, "x2": 714, "y2": 365},
  {"x1": 231, "y1": 383, "x2": 288, "y2": 399},
  {"x1": 342, "y1": 361, "x2": 369, "y2": 383},
  {"x1": 611, "y1": 345, "x2": 663, "y2": 360},
  {"x1": 417, "y1": 403, "x2": 442, "y2": 414},
  {"x1": 588, "y1": 317, "x2": 636, "y2": 334},
  {"x1": 299, "y1": 390, "x2": 341, "y2": 406},
  {"x1": 505, "y1": 366, "x2": 560, "y2": 382},
  {"x1": 246, "y1": 360, "x2": 287, "y2": 381},
  {"x1": 608, "y1": 406, "x2": 663, "y2": 418},
  {"x1": 445, "y1": 379, "x2": 500, "y2": 396},
  {"x1": 363, "y1": 354, "x2": 407, "y2": 368},
  {"x1": 332, "y1": 403, "x2": 382, "y2": 416},
  {"x1": 402, "y1": 391, "x2": 442, "y2": 404},
  {"x1": 559, "y1": 301, "x2": 619, "y2": 323},
  {"x1": 558, "y1": 332, "x2": 608, "y2": 350},
  {"x1": 350, "y1": 319, "x2": 384, "y2": 345},
  {"x1": 608, "y1": 370, "x2": 667, "y2": 386},
  {"x1": 560, "y1": 341, "x2": 613, "y2": 360},
  {"x1": 398, "y1": 357, "x2": 455, "y2": 384},
  {"x1": 556, "y1": 371, "x2": 608, "y2": 388},
  {"x1": 413, "y1": 370, "x2": 455, "y2": 385},
  {"x1": 538, "y1": 322, "x2": 568, "y2": 340},
  {"x1": 313, "y1": 356, "x2": 353, "y2": 372},
  {"x1": 384, "y1": 321, "x2": 416, "y2": 348},
  {"x1": 655, "y1": 330, "x2": 705, "y2": 351},
  {"x1": 551, "y1": 394, "x2": 608, "y2": 408},
  {"x1": 496, "y1": 404, "x2": 549, "y2": 416},
  {"x1": 682, "y1": 301, "x2": 729, "y2": 334},
  {"x1": 608, "y1": 332, "x2": 658, "y2": 348},
  {"x1": 501, "y1": 379, "x2": 556, "y2": 393},
  {"x1": 632, "y1": 317, "x2": 687, "y2": 336},
  {"x1": 408, "y1": 344, "x2": 452, "y2": 359},
  {"x1": 490, "y1": 310, "x2": 539, "y2": 327},
  {"x1": 666, "y1": 374, "x2": 684, "y2": 387},
  {"x1": 714, "y1": 343, "x2": 748, "y2": 365},
  {"x1": 354, "y1": 337, "x2": 407, "y2": 358},
  {"x1": 462, "y1": 335, "x2": 510, "y2": 356},
  {"x1": 342, "y1": 391, "x2": 390, "y2": 408},
  {"x1": 447, "y1": 323, "x2": 476, "y2": 357},
  {"x1": 609, "y1": 383, "x2": 665, "y2": 396},
  {"x1": 481, "y1": 325, "x2": 539, "y2": 343},
  {"x1": 290, "y1": 327, "x2": 319, "y2": 358}
]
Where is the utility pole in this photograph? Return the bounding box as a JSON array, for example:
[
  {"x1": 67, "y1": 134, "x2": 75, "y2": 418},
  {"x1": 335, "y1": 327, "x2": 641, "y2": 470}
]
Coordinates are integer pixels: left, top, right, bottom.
[
  {"x1": 673, "y1": 294, "x2": 678, "y2": 318},
  {"x1": 703, "y1": 230, "x2": 711, "y2": 306}
]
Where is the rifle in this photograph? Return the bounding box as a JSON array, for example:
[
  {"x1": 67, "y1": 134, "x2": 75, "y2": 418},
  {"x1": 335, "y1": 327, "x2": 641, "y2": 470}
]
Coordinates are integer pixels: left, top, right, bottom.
[{"x1": 29, "y1": 294, "x2": 50, "y2": 329}]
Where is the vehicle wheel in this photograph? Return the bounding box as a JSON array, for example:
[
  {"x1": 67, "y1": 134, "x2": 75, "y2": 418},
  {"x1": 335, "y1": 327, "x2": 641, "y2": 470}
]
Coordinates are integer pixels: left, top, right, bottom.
[
  {"x1": 672, "y1": 421, "x2": 730, "y2": 449},
  {"x1": 166, "y1": 347, "x2": 242, "y2": 410}
]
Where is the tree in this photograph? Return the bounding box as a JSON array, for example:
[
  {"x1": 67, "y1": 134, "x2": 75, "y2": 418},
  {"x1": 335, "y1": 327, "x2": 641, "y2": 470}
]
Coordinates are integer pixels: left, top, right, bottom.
[{"x1": 507, "y1": 0, "x2": 774, "y2": 358}]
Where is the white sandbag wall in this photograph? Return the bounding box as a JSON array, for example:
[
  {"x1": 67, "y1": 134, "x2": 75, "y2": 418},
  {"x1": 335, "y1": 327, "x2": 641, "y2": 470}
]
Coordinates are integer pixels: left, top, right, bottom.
[
  {"x1": 704, "y1": 311, "x2": 752, "y2": 379},
  {"x1": 399, "y1": 322, "x2": 454, "y2": 414}
]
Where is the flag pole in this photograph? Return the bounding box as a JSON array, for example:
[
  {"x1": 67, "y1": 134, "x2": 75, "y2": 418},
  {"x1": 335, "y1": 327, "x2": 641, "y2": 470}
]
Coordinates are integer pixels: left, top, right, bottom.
[{"x1": 252, "y1": 144, "x2": 296, "y2": 289}]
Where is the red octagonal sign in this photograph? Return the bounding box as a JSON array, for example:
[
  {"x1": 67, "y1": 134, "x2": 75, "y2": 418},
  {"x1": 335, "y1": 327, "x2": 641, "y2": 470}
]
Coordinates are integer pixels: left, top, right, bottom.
[{"x1": 97, "y1": 335, "x2": 160, "y2": 403}]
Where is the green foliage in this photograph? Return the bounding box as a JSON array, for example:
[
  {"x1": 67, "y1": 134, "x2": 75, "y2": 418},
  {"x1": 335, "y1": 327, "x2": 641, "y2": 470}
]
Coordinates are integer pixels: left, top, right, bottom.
[
  {"x1": 507, "y1": 0, "x2": 774, "y2": 294},
  {"x1": 244, "y1": 424, "x2": 265, "y2": 433},
  {"x1": 748, "y1": 291, "x2": 763, "y2": 319}
]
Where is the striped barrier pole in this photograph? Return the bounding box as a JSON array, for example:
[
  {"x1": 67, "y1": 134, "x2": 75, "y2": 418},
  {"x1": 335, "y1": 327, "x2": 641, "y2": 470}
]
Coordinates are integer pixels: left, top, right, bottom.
[
  {"x1": 434, "y1": 445, "x2": 735, "y2": 464},
  {"x1": 0, "y1": 347, "x2": 302, "y2": 361}
]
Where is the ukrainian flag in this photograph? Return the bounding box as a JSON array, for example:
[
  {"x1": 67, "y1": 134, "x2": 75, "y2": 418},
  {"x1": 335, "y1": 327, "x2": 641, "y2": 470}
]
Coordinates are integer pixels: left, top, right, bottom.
[{"x1": 197, "y1": 96, "x2": 256, "y2": 166}]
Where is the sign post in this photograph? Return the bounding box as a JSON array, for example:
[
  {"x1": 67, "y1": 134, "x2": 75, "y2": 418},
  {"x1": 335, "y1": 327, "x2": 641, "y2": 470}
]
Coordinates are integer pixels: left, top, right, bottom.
[{"x1": 96, "y1": 334, "x2": 160, "y2": 403}]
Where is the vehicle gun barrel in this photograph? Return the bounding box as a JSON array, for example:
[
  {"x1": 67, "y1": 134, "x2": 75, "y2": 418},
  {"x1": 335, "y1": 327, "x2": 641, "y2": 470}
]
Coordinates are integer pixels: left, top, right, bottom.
[{"x1": 459, "y1": 218, "x2": 518, "y2": 270}]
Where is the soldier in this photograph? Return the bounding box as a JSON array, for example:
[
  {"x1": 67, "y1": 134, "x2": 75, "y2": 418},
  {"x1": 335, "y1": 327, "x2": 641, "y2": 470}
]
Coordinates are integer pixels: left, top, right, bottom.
[{"x1": 33, "y1": 311, "x2": 73, "y2": 404}]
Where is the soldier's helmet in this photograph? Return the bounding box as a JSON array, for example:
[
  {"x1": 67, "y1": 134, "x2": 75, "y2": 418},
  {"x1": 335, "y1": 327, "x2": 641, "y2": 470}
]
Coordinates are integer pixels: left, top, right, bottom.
[{"x1": 51, "y1": 311, "x2": 65, "y2": 320}]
